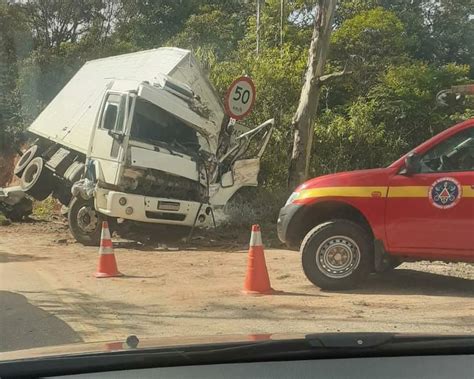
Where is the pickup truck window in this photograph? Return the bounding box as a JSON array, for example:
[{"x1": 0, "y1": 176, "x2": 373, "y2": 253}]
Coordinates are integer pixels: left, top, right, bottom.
[{"x1": 420, "y1": 127, "x2": 474, "y2": 173}]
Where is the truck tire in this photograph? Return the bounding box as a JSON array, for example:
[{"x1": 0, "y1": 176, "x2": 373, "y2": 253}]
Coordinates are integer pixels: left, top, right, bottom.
[
  {"x1": 68, "y1": 197, "x2": 105, "y2": 246},
  {"x1": 301, "y1": 220, "x2": 372, "y2": 290},
  {"x1": 20, "y1": 157, "x2": 54, "y2": 201},
  {"x1": 14, "y1": 145, "x2": 39, "y2": 177},
  {"x1": 64, "y1": 161, "x2": 85, "y2": 183}
]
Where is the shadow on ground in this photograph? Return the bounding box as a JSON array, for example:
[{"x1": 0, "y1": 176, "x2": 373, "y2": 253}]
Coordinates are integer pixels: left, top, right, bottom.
[
  {"x1": 334, "y1": 269, "x2": 474, "y2": 297},
  {"x1": 0, "y1": 291, "x2": 82, "y2": 352},
  {"x1": 0, "y1": 251, "x2": 49, "y2": 263},
  {"x1": 19, "y1": 288, "x2": 167, "y2": 339}
]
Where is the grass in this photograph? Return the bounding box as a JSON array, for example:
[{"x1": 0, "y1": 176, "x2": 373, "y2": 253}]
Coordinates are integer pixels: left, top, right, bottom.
[
  {"x1": 0, "y1": 213, "x2": 11, "y2": 225},
  {"x1": 32, "y1": 197, "x2": 58, "y2": 220}
]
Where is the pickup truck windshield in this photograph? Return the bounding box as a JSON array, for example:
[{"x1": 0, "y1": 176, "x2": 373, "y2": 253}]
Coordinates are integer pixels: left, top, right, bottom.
[{"x1": 130, "y1": 98, "x2": 200, "y2": 153}]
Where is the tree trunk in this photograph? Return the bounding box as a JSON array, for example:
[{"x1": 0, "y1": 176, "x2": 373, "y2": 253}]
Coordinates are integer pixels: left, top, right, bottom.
[{"x1": 287, "y1": 0, "x2": 337, "y2": 190}]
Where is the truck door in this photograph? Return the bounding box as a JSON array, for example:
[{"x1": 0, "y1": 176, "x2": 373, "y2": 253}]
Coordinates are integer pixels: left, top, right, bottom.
[
  {"x1": 386, "y1": 127, "x2": 474, "y2": 254},
  {"x1": 89, "y1": 92, "x2": 128, "y2": 185}
]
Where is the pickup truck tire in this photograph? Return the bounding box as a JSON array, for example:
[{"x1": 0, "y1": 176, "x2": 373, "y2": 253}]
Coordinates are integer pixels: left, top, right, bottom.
[
  {"x1": 20, "y1": 157, "x2": 54, "y2": 201},
  {"x1": 14, "y1": 145, "x2": 39, "y2": 177},
  {"x1": 301, "y1": 220, "x2": 372, "y2": 290},
  {"x1": 68, "y1": 197, "x2": 104, "y2": 246}
]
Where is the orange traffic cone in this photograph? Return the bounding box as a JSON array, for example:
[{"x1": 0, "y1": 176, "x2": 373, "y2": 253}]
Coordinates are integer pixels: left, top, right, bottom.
[
  {"x1": 243, "y1": 224, "x2": 274, "y2": 295},
  {"x1": 95, "y1": 221, "x2": 122, "y2": 278},
  {"x1": 105, "y1": 341, "x2": 124, "y2": 351}
]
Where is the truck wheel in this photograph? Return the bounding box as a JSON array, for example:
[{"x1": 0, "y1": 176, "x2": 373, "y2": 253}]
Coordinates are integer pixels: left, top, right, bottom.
[
  {"x1": 14, "y1": 145, "x2": 39, "y2": 177},
  {"x1": 20, "y1": 157, "x2": 54, "y2": 201},
  {"x1": 64, "y1": 161, "x2": 85, "y2": 183},
  {"x1": 68, "y1": 197, "x2": 104, "y2": 246},
  {"x1": 301, "y1": 220, "x2": 372, "y2": 290}
]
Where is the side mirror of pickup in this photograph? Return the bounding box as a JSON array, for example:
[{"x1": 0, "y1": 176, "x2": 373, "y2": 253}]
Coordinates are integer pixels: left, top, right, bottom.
[
  {"x1": 108, "y1": 129, "x2": 124, "y2": 143},
  {"x1": 403, "y1": 152, "x2": 421, "y2": 175}
]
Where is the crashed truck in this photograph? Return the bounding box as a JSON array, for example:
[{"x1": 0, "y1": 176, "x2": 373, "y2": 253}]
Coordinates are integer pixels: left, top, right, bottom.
[{"x1": 12, "y1": 48, "x2": 273, "y2": 245}]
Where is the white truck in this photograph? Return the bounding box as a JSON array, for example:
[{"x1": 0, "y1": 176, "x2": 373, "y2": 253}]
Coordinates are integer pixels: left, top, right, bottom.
[{"x1": 15, "y1": 48, "x2": 273, "y2": 245}]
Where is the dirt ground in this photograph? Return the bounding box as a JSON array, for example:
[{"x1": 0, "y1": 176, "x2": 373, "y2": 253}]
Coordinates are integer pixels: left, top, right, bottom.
[{"x1": 0, "y1": 221, "x2": 473, "y2": 352}]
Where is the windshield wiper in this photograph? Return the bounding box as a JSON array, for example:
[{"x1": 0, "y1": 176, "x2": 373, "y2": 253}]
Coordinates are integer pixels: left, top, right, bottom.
[{"x1": 2, "y1": 334, "x2": 474, "y2": 378}]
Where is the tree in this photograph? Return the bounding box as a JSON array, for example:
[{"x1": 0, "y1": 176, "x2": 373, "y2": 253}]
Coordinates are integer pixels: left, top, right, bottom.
[
  {"x1": 21, "y1": 0, "x2": 105, "y2": 49},
  {"x1": 0, "y1": 1, "x2": 31, "y2": 152},
  {"x1": 170, "y1": 2, "x2": 253, "y2": 62},
  {"x1": 327, "y1": 7, "x2": 407, "y2": 106},
  {"x1": 287, "y1": 0, "x2": 338, "y2": 190}
]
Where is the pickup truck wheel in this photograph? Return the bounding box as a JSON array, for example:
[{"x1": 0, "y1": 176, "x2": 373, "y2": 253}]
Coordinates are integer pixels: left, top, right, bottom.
[
  {"x1": 301, "y1": 220, "x2": 371, "y2": 290},
  {"x1": 68, "y1": 197, "x2": 104, "y2": 246},
  {"x1": 20, "y1": 157, "x2": 54, "y2": 201},
  {"x1": 14, "y1": 145, "x2": 39, "y2": 177}
]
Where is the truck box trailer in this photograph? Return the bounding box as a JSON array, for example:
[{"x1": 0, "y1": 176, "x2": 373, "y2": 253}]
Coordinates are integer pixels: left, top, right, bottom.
[{"x1": 16, "y1": 47, "x2": 273, "y2": 245}]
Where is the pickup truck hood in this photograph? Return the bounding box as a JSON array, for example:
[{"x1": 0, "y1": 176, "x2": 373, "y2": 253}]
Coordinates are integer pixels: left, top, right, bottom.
[{"x1": 297, "y1": 168, "x2": 391, "y2": 191}]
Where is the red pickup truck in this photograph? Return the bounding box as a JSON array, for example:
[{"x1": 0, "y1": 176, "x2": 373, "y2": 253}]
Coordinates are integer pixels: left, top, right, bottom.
[{"x1": 277, "y1": 118, "x2": 474, "y2": 290}]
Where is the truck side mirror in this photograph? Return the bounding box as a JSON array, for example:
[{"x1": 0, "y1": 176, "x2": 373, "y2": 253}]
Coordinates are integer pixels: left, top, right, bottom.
[{"x1": 404, "y1": 152, "x2": 421, "y2": 175}]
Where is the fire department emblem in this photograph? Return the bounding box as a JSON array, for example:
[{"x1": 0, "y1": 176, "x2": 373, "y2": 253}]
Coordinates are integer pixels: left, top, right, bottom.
[{"x1": 429, "y1": 177, "x2": 462, "y2": 209}]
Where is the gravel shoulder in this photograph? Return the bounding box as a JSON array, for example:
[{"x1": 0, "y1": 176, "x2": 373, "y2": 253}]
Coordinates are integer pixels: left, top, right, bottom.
[{"x1": 1, "y1": 221, "x2": 473, "y2": 352}]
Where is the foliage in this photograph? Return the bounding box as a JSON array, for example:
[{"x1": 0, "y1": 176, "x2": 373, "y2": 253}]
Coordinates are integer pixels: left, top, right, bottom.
[
  {"x1": 32, "y1": 197, "x2": 58, "y2": 219},
  {"x1": 0, "y1": 0, "x2": 473, "y2": 190}
]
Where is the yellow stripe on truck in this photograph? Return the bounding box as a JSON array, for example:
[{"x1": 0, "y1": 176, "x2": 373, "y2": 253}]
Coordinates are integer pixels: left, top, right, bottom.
[
  {"x1": 387, "y1": 186, "x2": 427, "y2": 197},
  {"x1": 297, "y1": 185, "x2": 474, "y2": 200},
  {"x1": 462, "y1": 185, "x2": 474, "y2": 197},
  {"x1": 298, "y1": 187, "x2": 388, "y2": 200}
]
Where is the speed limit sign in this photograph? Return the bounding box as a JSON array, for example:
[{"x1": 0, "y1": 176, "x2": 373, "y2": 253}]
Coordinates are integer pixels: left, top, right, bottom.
[{"x1": 224, "y1": 76, "x2": 256, "y2": 120}]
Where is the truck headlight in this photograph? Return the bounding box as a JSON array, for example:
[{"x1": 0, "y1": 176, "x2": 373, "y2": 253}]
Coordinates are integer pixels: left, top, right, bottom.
[{"x1": 285, "y1": 192, "x2": 300, "y2": 206}]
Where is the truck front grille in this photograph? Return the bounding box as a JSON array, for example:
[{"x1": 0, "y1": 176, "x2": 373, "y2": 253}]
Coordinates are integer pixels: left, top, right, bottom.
[{"x1": 145, "y1": 211, "x2": 186, "y2": 221}]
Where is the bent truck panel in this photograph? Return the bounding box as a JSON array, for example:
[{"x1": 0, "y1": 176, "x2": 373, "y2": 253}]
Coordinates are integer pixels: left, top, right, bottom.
[{"x1": 28, "y1": 48, "x2": 224, "y2": 155}]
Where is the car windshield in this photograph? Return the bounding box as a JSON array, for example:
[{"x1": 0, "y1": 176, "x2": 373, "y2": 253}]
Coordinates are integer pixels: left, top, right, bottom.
[{"x1": 0, "y1": 0, "x2": 473, "y2": 360}]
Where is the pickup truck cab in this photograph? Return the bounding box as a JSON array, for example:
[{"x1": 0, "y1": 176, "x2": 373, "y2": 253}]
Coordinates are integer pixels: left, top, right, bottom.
[{"x1": 278, "y1": 118, "x2": 474, "y2": 290}]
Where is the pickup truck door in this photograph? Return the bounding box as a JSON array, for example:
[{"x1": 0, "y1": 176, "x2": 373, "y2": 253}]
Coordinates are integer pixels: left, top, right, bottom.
[
  {"x1": 386, "y1": 127, "x2": 474, "y2": 254},
  {"x1": 88, "y1": 92, "x2": 129, "y2": 185}
]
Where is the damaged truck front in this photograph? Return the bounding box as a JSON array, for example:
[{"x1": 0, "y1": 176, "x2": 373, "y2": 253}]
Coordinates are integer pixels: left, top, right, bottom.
[{"x1": 15, "y1": 48, "x2": 273, "y2": 245}]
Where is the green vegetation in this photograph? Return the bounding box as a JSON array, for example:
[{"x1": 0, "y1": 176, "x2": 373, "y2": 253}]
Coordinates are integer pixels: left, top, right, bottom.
[
  {"x1": 0, "y1": 0, "x2": 473, "y2": 190},
  {"x1": 32, "y1": 197, "x2": 57, "y2": 220}
]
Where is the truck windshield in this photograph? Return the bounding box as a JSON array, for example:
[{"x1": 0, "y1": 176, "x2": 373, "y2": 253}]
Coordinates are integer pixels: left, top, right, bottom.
[{"x1": 130, "y1": 98, "x2": 200, "y2": 153}]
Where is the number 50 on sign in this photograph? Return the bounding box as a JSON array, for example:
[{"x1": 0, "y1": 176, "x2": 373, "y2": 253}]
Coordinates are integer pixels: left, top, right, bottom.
[{"x1": 224, "y1": 76, "x2": 256, "y2": 120}]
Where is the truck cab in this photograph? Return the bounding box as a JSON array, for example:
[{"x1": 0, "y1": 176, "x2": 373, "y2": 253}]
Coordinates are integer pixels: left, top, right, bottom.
[
  {"x1": 74, "y1": 79, "x2": 272, "y2": 244},
  {"x1": 278, "y1": 118, "x2": 474, "y2": 290}
]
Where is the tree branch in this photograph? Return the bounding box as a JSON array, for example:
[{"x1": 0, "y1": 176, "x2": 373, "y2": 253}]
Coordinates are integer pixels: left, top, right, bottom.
[{"x1": 317, "y1": 64, "x2": 352, "y2": 83}]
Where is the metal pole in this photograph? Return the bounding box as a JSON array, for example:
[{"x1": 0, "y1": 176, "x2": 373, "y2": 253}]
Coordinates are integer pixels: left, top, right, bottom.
[
  {"x1": 280, "y1": 0, "x2": 284, "y2": 48},
  {"x1": 256, "y1": 0, "x2": 261, "y2": 56}
]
